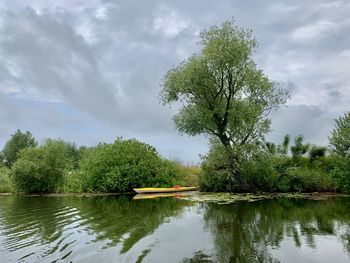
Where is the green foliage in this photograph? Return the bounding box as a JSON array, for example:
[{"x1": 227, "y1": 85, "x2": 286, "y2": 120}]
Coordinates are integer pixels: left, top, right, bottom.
[
  {"x1": 201, "y1": 134, "x2": 338, "y2": 193},
  {"x1": 331, "y1": 156, "x2": 350, "y2": 193},
  {"x1": 241, "y1": 153, "x2": 279, "y2": 192},
  {"x1": 59, "y1": 171, "x2": 86, "y2": 193},
  {"x1": 80, "y1": 139, "x2": 181, "y2": 193},
  {"x1": 199, "y1": 142, "x2": 235, "y2": 192},
  {"x1": 11, "y1": 139, "x2": 72, "y2": 193},
  {"x1": 276, "y1": 134, "x2": 290, "y2": 155},
  {"x1": 329, "y1": 112, "x2": 350, "y2": 156},
  {"x1": 2, "y1": 129, "x2": 37, "y2": 166},
  {"x1": 161, "y1": 20, "x2": 289, "y2": 190},
  {"x1": 0, "y1": 166, "x2": 14, "y2": 193},
  {"x1": 309, "y1": 146, "x2": 327, "y2": 161},
  {"x1": 290, "y1": 135, "x2": 309, "y2": 159},
  {"x1": 283, "y1": 167, "x2": 334, "y2": 192},
  {"x1": 160, "y1": 160, "x2": 200, "y2": 187},
  {"x1": 174, "y1": 163, "x2": 200, "y2": 186}
]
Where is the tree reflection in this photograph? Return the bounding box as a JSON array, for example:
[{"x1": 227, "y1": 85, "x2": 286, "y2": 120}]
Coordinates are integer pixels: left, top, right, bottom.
[
  {"x1": 199, "y1": 197, "x2": 350, "y2": 263},
  {"x1": 1, "y1": 195, "x2": 350, "y2": 263},
  {"x1": 0, "y1": 195, "x2": 191, "y2": 261},
  {"x1": 66, "y1": 195, "x2": 191, "y2": 253},
  {"x1": 0, "y1": 196, "x2": 69, "y2": 245}
]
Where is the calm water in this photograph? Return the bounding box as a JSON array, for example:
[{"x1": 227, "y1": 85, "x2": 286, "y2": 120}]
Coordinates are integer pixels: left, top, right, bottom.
[{"x1": 0, "y1": 195, "x2": 350, "y2": 263}]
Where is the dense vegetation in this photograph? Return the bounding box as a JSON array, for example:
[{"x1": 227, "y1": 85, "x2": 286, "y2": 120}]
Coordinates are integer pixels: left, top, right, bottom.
[
  {"x1": 199, "y1": 135, "x2": 339, "y2": 193},
  {"x1": 79, "y1": 139, "x2": 189, "y2": 193},
  {"x1": 0, "y1": 130, "x2": 198, "y2": 193}
]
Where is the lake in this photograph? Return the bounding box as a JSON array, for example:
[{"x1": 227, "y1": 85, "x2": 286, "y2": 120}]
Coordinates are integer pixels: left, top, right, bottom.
[{"x1": 0, "y1": 194, "x2": 349, "y2": 263}]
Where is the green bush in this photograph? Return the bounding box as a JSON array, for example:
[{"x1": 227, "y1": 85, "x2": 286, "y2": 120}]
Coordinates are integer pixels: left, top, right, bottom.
[
  {"x1": 331, "y1": 156, "x2": 350, "y2": 192},
  {"x1": 198, "y1": 142, "x2": 235, "y2": 192},
  {"x1": 58, "y1": 171, "x2": 86, "y2": 193},
  {"x1": 0, "y1": 166, "x2": 14, "y2": 192},
  {"x1": 283, "y1": 167, "x2": 335, "y2": 192},
  {"x1": 11, "y1": 140, "x2": 72, "y2": 193},
  {"x1": 241, "y1": 154, "x2": 279, "y2": 192},
  {"x1": 80, "y1": 139, "x2": 181, "y2": 193},
  {"x1": 199, "y1": 167, "x2": 233, "y2": 192}
]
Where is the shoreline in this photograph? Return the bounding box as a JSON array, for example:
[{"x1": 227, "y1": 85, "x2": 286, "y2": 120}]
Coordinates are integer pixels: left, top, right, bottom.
[{"x1": 1, "y1": 191, "x2": 349, "y2": 198}]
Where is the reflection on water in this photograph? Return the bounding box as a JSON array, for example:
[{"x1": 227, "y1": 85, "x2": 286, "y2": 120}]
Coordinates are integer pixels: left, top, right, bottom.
[{"x1": 0, "y1": 195, "x2": 350, "y2": 262}]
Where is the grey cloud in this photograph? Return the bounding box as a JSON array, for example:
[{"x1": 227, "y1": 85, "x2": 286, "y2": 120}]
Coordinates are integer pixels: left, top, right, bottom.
[
  {"x1": 0, "y1": 8, "x2": 118, "y2": 122},
  {"x1": 1, "y1": 0, "x2": 350, "y2": 162},
  {"x1": 269, "y1": 105, "x2": 342, "y2": 146}
]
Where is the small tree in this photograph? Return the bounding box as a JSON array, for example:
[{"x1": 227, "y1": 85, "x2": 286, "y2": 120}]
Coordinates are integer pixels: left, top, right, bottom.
[
  {"x1": 161, "y1": 20, "x2": 288, "y2": 190},
  {"x1": 11, "y1": 139, "x2": 71, "y2": 193},
  {"x1": 290, "y1": 135, "x2": 309, "y2": 159},
  {"x1": 309, "y1": 146, "x2": 326, "y2": 161},
  {"x1": 329, "y1": 112, "x2": 350, "y2": 156},
  {"x1": 2, "y1": 129, "x2": 37, "y2": 166},
  {"x1": 277, "y1": 135, "x2": 290, "y2": 155}
]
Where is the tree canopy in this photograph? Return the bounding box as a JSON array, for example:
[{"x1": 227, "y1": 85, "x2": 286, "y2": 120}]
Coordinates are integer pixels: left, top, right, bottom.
[
  {"x1": 161, "y1": 21, "x2": 288, "y2": 152},
  {"x1": 2, "y1": 129, "x2": 37, "y2": 166},
  {"x1": 161, "y1": 20, "x2": 288, "y2": 189},
  {"x1": 329, "y1": 112, "x2": 350, "y2": 156}
]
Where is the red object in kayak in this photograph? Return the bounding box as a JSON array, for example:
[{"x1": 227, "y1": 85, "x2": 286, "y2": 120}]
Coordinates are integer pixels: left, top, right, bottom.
[{"x1": 173, "y1": 185, "x2": 181, "y2": 189}]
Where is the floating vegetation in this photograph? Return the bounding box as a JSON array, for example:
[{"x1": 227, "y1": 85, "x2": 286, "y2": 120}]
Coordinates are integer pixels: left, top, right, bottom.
[{"x1": 179, "y1": 192, "x2": 344, "y2": 205}]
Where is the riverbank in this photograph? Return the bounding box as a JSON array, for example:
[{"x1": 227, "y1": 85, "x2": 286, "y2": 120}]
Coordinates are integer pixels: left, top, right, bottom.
[{"x1": 1, "y1": 191, "x2": 349, "y2": 203}]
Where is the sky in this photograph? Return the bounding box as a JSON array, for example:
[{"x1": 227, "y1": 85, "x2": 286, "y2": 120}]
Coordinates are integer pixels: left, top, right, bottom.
[{"x1": 0, "y1": 0, "x2": 349, "y2": 163}]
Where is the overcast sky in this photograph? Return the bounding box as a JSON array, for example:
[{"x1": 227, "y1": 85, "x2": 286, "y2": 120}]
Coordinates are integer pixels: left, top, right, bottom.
[{"x1": 0, "y1": 0, "x2": 349, "y2": 163}]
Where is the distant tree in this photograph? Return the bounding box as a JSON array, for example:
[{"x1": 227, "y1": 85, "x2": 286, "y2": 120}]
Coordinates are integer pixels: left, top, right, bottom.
[
  {"x1": 308, "y1": 146, "x2": 327, "y2": 161},
  {"x1": 277, "y1": 135, "x2": 290, "y2": 155},
  {"x1": 161, "y1": 20, "x2": 289, "y2": 190},
  {"x1": 329, "y1": 112, "x2": 350, "y2": 156},
  {"x1": 290, "y1": 135, "x2": 309, "y2": 158},
  {"x1": 2, "y1": 129, "x2": 37, "y2": 166}
]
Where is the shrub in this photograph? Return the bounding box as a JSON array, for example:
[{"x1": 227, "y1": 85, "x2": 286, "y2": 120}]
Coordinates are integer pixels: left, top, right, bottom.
[
  {"x1": 198, "y1": 142, "x2": 240, "y2": 192},
  {"x1": 199, "y1": 167, "x2": 233, "y2": 192},
  {"x1": 331, "y1": 156, "x2": 350, "y2": 193},
  {"x1": 283, "y1": 167, "x2": 335, "y2": 192},
  {"x1": 59, "y1": 171, "x2": 86, "y2": 193},
  {"x1": 11, "y1": 140, "x2": 71, "y2": 193},
  {"x1": 80, "y1": 139, "x2": 180, "y2": 193},
  {"x1": 241, "y1": 153, "x2": 279, "y2": 192},
  {"x1": 0, "y1": 166, "x2": 14, "y2": 193}
]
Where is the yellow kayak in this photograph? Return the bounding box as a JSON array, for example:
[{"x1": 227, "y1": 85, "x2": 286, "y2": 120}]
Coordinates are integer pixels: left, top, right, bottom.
[
  {"x1": 133, "y1": 193, "x2": 184, "y2": 200},
  {"x1": 133, "y1": 186, "x2": 198, "y2": 194}
]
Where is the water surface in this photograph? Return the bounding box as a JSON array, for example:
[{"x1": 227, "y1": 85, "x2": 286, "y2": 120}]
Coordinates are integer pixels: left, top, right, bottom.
[{"x1": 0, "y1": 195, "x2": 349, "y2": 262}]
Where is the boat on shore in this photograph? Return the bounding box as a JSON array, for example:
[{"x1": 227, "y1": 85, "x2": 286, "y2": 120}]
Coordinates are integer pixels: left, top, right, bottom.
[{"x1": 133, "y1": 186, "x2": 198, "y2": 194}]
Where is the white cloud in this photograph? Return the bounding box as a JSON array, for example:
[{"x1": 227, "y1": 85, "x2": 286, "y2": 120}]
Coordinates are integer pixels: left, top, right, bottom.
[
  {"x1": 291, "y1": 20, "x2": 338, "y2": 41},
  {"x1": 153, "y1": 11, "x2": 189, "y2": 38}
]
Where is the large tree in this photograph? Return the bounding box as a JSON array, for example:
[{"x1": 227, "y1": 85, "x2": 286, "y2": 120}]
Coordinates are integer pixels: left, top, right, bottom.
[
  {"x1": 329, "y1": 112, "x2": 350, "y2": 156},
  {"x1": 2, "y1": 129, "x2": 37, "y2": 166},
  {"x1": 161, "y1": 21, "x2": 288, "y2": 188}
]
